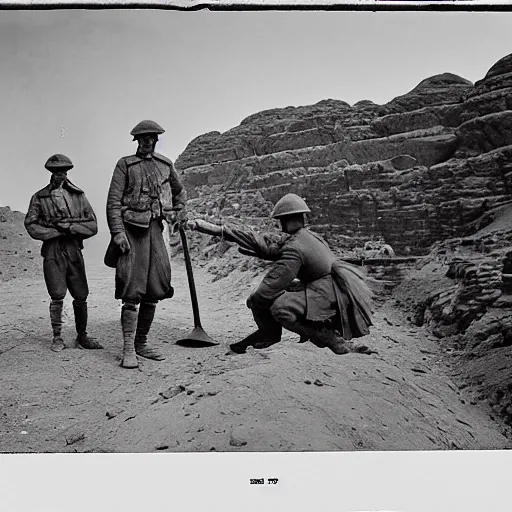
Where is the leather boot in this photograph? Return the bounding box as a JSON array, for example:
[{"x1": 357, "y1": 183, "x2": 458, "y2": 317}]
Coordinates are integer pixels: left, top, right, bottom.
[
  {"x1": 73, "y1": 300, "x2": 103, "y2": 349},
  {"x1": 49, "y1": 299, "x2": 65, "y2": 352},
  {"x1": 121, "y1": 303, "x2": 139, "y2": 369},
  {"x1": 229, "y1": 330, "x2": 281, "y2": 354},
  {"x1": 289, "y1": 321, "x2": 375, "y2": 355},
  {"x1": 286, "y1": 321, "x2": 350, "y2": 355},
  {"x1": 134, "y1": 302, "x2": 164, "y2": 361}
]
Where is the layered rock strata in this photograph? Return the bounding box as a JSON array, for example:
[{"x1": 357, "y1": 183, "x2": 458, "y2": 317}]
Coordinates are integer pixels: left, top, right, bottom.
[
  {"x1": 177, "y1": 54, "x2": 512, "y2": 257},
  {"x1": 394, "y1": 202, "x2": 512, "y2": 426}
]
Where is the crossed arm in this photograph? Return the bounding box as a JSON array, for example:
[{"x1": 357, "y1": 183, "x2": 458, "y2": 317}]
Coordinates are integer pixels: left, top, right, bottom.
[
  {"x1": 25, "y1": 194, "x2": 98, "y2": 241},
  {"x1": 24, "y1": 195, "x2": 62, "y2": 241}
]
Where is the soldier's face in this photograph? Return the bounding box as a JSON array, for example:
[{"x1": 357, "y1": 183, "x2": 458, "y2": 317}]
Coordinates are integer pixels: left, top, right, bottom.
[
  {"x1": 51, "y1": 170, "x2": 67, "y2": 186},
  {"x1": 137, "y1": 134, "x2": 158, "y2": 155},
  {"x1": 279, "y1": 214, "x2": 304, "y2": 234}
]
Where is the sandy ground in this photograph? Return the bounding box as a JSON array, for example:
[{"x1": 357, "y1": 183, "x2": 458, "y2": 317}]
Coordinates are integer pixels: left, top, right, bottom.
[{"x1": 1, "y1": 256, "x2": 511, "y2": 453}]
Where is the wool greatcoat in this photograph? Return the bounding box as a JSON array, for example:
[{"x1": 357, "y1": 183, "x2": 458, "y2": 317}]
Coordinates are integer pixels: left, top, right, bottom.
[
  {"x1": 24, "y1": 180, "x2": 98, "y2": 301},
  {"x1": 104, "y1": 152, "x2": 187, "y2": 303},
  {"x1": 216, "y1": 224, "x2": 373, "y2": 340}
]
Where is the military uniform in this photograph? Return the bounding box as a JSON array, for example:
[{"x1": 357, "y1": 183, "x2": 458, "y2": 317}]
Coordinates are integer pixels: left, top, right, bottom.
[
  {"x1": 105, "y1": 151, "x2": 186, "y2": 301},
  {"x1": 192, "y1": 193, "x2": 374, "y2": 355},
  {"x1": 24, "y1": 154, "x2": 100, "y2": 352},
  {"x1": 105, "y1": 120, "x2": 187, "y2": 369},
  {"x1": 218, "y1": 224, "x2": 371, "y2": 344}
]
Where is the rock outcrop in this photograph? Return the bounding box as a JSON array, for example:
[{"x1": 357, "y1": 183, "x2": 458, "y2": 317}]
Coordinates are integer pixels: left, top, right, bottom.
[
  {"x1": 393, "y1": 202, "x2": 512, "y2": 426},
  {"x1": 175, "y1": 54, "x2": 512, "y2": 426},
  {"x1": 176, "y1": 55, "x2": 512, "y2": 258}
]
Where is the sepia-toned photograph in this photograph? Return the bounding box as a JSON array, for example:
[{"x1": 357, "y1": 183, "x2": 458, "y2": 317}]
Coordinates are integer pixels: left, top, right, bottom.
[{"x1": 1, "y1": 8, "x2": 512, "y2": 466}]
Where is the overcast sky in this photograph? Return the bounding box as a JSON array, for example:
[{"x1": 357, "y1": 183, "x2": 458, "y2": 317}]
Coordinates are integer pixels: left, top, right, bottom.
[{"x1": 1, "y1": 10, "x2": 511, "y2": 231}]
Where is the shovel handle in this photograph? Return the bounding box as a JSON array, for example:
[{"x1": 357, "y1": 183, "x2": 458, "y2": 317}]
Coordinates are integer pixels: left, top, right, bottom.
[{"x1": 179, "y1": 227, "x2": 202, "y2": 329}]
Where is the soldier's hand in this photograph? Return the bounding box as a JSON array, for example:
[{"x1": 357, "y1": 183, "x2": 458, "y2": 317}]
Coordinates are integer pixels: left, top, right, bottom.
[
  {"x1": 55, "y1": 221, "x2": 71, "y2": 234},
  {"x1": 164, "y1": 211, "x2": 177, "y2": 224},
  {"x1": 187, "y1": 220, "x2": 199, "y2": 231},
  {"x1": 175, "y1": 209, "x2": 188, "y2": 227},
  {"x1": 113, "y1": 232, "x2": 131, "y2": 254},
  {"x1": 164, "y1": 209, "x2": 188, "y2": 228}
]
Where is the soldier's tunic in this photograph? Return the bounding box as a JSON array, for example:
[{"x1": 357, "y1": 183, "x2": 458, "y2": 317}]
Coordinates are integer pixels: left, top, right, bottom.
[
  {"x1": 105, "y1": 152, "x2": 186, "y2": 303},
  {"x1": 24, "y1": 181, "x2": 98, "y2": 301},
  {"x1": 217, "y1": 224, "x2": 373, "y2": 340}
]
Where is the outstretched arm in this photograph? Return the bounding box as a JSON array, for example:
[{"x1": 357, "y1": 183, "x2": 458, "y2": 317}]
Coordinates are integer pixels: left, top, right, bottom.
[
  {"x1": 69, "y1": 194, "x2": 98, "y2": 239},
  {"x1": 189, "y1": 219, "x2": 286, "y2": 261}
]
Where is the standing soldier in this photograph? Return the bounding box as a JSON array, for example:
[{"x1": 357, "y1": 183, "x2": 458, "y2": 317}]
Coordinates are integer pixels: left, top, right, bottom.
[
  {"x1": 189, "y1": 193, "x2": 376, "y2": 356},
  {"x1": 105, "y1": 120, "x2": 187, "y2": 369},
  {"x1": 24, "y1": 154, "x2": 102, "y2": 352}
]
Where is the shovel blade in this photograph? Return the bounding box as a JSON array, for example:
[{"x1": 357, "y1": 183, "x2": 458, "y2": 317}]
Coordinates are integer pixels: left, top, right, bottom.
[{"x1": 176, "y1": 326, "x2": 218, "y2": 347}]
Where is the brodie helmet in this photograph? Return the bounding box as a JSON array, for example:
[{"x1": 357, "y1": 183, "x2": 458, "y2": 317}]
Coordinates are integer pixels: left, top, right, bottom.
[
  {"x1": 44, "y1": 154, "x2": 74, "y2": 172},
  {"x1": 271, "y1": 193, "x2": 311, "y2": 218},
  {"x1": 130, "y1": 120, "x2": 165, "y2": 141}
]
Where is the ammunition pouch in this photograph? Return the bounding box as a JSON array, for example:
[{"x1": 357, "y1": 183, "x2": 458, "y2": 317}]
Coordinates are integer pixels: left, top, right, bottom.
[{"x1": 122, "y1": 209, "x2": 152, "y2": 229}]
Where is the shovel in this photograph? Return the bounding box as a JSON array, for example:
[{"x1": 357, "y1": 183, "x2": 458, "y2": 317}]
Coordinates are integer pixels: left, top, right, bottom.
[{"x1": 176, "y1": 226, "x2": 218, "y2": 347}]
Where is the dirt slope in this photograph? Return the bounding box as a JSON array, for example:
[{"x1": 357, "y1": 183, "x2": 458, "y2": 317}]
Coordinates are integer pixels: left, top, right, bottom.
[
  {"x1": 0, "y1": 206, "x2": 40, "y2": 282},
  {"x1": 1, "y1": 256, "x2": 510, "y2": 453}
]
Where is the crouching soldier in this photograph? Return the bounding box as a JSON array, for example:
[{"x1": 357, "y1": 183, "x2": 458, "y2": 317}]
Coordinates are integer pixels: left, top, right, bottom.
[
  {"x1": 104, "y1": 120, "x2": 187, "y2": 369},
  {"x1": 189, "y1": 193, "x2": 376, "y2": 355},
  {"x1": 24, "y1": 154, "x2": 102, "y2": 352}
]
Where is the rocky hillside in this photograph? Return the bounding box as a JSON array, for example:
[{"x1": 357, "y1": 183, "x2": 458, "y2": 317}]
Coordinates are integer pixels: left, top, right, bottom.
[
  {"x1": 0, "y1": 206, "x2": 40, "y2": 282},
  {"x1": 176, "y1": 54, "x2": 512, "y2": 257},
  {"x1": 175, "y1": 53, "x2": 512, "y2": 427},
  {"x1": 392, "y1": 202, "x2": 512, "y2": 426}
]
